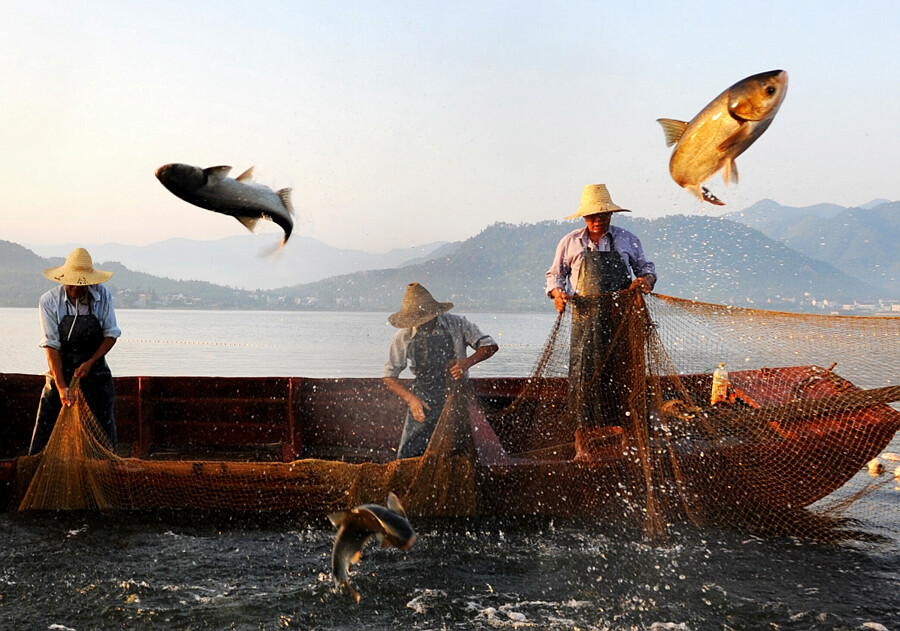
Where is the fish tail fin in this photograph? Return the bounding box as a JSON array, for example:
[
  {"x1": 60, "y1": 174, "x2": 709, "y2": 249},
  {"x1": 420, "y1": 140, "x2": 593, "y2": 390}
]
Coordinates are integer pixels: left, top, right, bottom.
[
  {"x1": 656, "y1": 118, "x2": 688, "y2": 147},
  {"x1": 235, "y1": 216, "x2": 260, "y2": 232},
  {"x1": 278, "y1": 188, "x2": 295, "y2": 215}
]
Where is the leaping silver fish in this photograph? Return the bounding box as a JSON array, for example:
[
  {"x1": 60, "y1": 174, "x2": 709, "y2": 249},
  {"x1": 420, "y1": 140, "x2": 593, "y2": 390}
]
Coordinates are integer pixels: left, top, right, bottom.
[
  {"x1": 155, "y1": 163, "x2": 295, "y2": 247},
  {"x1": 329, "y1": 492, "x2": 417, "y2": 602},
  {"x1": 657, "y1": 69, "x2": 788, "y2": 205}
]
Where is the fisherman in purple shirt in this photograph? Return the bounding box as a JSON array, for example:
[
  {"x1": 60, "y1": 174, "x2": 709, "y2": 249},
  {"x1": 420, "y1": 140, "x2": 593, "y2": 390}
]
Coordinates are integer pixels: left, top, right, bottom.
[
  {"x1": 31, "y1": 248, "x2": 121, "y2": 454},
  {"x1": 545, "y1": 184, "x2": 656, "y2": 311},
  {"x1": 545, "y1": 185, "x2": 657, "y2": 450}
]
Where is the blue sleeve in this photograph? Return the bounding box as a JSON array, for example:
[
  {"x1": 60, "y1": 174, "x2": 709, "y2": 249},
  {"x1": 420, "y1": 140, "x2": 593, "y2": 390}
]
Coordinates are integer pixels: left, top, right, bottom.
[
  {"x1": 96, "y1": 285, "x2": 122, "y2": 339},
  {"x1": 38, "y1": 291, "x2": 61, "y2": 350}
]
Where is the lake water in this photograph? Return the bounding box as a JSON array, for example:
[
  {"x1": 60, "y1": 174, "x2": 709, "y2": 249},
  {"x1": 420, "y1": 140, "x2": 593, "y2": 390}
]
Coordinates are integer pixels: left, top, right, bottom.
[
  {"x1": 0, "y1": 307, "x2": 558, "y2": 378},
  {"x1": 2, "y1": 308, "x2": 899, "y2": 630}
]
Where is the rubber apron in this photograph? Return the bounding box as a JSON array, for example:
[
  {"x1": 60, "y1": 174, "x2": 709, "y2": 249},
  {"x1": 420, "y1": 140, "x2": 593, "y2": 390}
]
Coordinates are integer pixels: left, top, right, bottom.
[
  {"x1": 396, "y1": 322, "x2": 456, "y2": 459},
  {"x1": 575, "y1": 232, "x2": 632, "y2": 294},
  {"x1": 569, "y1": 232, "x2": 633, "y2": 429},
  {"x1": 30, "y1": 297, "x2": 117, "y2": 454}
]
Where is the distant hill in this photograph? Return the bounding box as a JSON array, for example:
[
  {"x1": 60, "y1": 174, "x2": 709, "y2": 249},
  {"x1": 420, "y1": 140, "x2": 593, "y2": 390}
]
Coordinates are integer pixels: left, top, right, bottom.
[
  {"x1": 3, "y1": 206, "x2": 894, "y2": 313},
  {"x1": 723, "y1": 200, "x2": 900, "y2": 292},
  {"x1": 0, "y1": 240, "x2": 268, "y2": 309},
  {"x1": 0, "y1": 241, "x2": 58, "y2": 307},
  {"x1": 26, "y1": 234, "x2": 450, "y2": 291},
  {"x1": 278, "y1": 216, "x2": 881, "y2": 311}
]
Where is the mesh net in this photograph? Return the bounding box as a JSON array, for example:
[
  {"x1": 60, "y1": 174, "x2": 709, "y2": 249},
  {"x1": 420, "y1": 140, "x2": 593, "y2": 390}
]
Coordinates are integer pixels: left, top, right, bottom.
[
  {"x1": 14, "y1": 292, "x2": 900, "y2": 541},
  {"x1": 491, "y1": 292, "x2": 900, "y2": 540},
  {"x1": 14, "y1": 379, "x2": 476, "y2": 518}
]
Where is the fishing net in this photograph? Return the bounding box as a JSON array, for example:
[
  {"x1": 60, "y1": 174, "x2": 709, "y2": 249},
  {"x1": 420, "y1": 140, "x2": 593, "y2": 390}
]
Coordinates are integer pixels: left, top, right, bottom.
[
  {"x1": 12, "y1": 287, "x2": 900, "y2": 541},
  {"x1": 489, "y1": 291, "x2": 900, "y2": 540},
  {"x1": 13, "y1": 379, "x2": 477, "y2": 517}
]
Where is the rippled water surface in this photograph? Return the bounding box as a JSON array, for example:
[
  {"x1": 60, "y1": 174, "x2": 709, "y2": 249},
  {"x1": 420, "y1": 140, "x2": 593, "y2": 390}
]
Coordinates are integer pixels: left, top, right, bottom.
[
  {"x1": 2, "y1": 308, "x2": 899, "y2": 629},
  {"x1": 2, "y1": 511, "x2": 899, "y2": 631}
]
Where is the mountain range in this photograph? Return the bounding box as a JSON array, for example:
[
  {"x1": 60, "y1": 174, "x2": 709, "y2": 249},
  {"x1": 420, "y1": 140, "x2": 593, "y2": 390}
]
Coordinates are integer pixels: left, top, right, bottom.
[
  {"x1": 721, "y1": 199, "x2": 900, "y2": 291},
  {"x1": 25, "y1": 235, "x2": 449, "y2": 291},
  {"x1": 3, "y1": 199, "x2": 897, "y2": 313}
]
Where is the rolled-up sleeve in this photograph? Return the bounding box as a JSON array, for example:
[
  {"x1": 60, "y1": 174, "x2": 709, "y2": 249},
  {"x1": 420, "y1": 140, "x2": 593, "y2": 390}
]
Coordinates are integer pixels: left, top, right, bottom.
[
  {"x1": 38, "y1": 291, "x2": 61, "y2": 350},
  {"x1": 457, "y1": 316, "x2": 497, "y2": 351},
  {"x1": 383, "y1": 329, "x2": 412, "y2": 378},
  {"x1": 94, "y1": 285, "x2": 122, "y2": 339}
]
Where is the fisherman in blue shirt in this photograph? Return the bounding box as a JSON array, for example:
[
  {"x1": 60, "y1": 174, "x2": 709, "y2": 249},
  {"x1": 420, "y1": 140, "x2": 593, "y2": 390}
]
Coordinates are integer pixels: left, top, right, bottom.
[
  {"x1": 30, "y1": 248, "x2": 121, "y2": 454},
  {"x1": 383, "y1": 283, "x2": 498, "y2": 459}
]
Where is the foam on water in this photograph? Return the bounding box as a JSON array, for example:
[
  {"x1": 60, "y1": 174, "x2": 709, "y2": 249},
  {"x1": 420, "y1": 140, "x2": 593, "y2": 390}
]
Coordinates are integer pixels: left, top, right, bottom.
[{"x1": 2, "y1": 510, "x2": 899, "y2": 629}]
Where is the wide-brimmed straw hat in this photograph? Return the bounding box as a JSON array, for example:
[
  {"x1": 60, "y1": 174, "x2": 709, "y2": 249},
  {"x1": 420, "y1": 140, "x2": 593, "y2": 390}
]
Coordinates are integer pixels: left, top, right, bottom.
[
  {"x1": 43, "y1": 248, "x2": 113, "y2": 286},
  {"x1": 565, "y1": 184, "x2": 631, "y2": 219},
  {"x1": 389, "y1": 282, "x2": 453, "y2": 328}
]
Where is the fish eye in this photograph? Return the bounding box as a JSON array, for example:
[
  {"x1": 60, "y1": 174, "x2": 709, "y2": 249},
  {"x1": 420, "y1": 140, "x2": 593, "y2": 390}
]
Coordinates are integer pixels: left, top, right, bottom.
[{"x1": 766, "y1": 86, "x2": 777, "y2": 95}]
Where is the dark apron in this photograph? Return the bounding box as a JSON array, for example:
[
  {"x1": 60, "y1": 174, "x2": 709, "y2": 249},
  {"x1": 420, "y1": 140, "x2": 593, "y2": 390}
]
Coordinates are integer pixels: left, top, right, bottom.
[
  {"x1": 575, "y1": 232, "x2": 632, "y2": 295},
  {"x1": 30, "y1": 298, "x2": 117, "y2": 454},
  {"x1": 397, "y1": 323, "x2": 456, "y2": 459},
  {"x1": 570, "y1": 234, "x2": 634, "y2": 429}
]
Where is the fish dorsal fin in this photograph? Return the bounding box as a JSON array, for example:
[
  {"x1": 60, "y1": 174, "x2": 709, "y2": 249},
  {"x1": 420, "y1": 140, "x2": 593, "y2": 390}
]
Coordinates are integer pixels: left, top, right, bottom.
[
  {"x1": 236, "y1": 167, "x2": 254, "y2": 182},
  {"x1": 656, "y1": 119, "x2": 688, "y2": 147},
  {"x1": 278, "y1": 188, "x2": 295, "y2": 216},
  {"x1": 386, "y1": 492, "x2": 407, "y2": 518},
  {"x1": 328, "y1": 511, "x2": 349, "y2": 528},
  {"x1": 204, "y1": 166, "x2": 232, "y2": 181},
  {"x1": 235, "y1": 216, "x2": 260, "y2": 232}
]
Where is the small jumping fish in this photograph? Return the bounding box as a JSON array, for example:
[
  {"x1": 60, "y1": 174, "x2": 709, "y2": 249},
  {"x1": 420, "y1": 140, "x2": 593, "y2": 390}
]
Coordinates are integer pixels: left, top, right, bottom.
[
  {"x1": 329, "y1": 492, "x2": 416, "y2": 602},
  {"x1": 156, "y1": 163, "x2": 295, "y2": 248}
]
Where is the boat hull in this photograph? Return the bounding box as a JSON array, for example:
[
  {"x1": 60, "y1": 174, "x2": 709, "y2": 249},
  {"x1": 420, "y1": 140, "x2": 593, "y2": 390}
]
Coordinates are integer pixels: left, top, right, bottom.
[{"x1": 2, "y1": 369, "x2": 898, "y2": 518}]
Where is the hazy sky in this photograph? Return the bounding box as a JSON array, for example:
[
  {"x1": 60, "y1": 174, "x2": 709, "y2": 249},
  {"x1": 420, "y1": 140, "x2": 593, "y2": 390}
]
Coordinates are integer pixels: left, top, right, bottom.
[{"x1": 3, "y1": 1, "x2": 899, "y2": 253}]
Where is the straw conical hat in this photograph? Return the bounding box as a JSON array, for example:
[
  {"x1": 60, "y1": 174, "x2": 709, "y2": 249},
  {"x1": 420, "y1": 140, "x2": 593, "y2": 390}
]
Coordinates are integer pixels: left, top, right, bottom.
[
  {"x1": 43, "y1": 248, "x2": 113, "y2": 285},
  {"x1": 565, "y1": 184, "x2": 631, "y2": 219},
  {"x1": 389, "y1": 283, "x2": 453, "y2": 328}
]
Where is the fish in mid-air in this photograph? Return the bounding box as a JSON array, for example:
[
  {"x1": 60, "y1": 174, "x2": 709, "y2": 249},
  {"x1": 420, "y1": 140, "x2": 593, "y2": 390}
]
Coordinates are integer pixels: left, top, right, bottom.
[
  {"x1": 329, "y1": 492, "x2": 417, "y2": 602},
  {"x1": 155, "y1": 163, "x2": 295, "y2": 247},
  {"x1": 657, "y1": 69, "x2": 788, "y2": 205}
]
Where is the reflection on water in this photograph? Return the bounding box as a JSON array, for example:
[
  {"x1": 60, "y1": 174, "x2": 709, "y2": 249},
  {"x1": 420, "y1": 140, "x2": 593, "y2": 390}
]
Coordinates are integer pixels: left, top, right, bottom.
[{"x1": 1, "y1": 308, "x2": 558, "y2": 378}]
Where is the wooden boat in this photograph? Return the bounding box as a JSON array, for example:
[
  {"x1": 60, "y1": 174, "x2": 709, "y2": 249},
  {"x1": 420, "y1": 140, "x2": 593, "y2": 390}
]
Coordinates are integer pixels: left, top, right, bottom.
[{"x1": 2, "y1": 367, "x2": 899, "y2": 519}]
